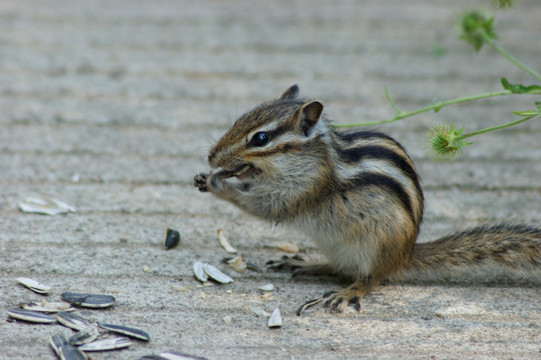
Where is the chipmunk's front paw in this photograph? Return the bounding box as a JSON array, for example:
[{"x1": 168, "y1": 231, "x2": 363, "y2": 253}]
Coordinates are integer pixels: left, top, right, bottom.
[{"x1": 194, "y1": 173, "x2": 209, "y2": 192}]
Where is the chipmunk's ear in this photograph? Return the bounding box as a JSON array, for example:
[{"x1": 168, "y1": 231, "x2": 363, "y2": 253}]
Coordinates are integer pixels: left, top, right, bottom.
[
  {"x1": 298, "y1": 100, "x2": 323, "y2": 136},
  {"x1": 280, "y1": 84, "x2": 299, "y2": 100}
]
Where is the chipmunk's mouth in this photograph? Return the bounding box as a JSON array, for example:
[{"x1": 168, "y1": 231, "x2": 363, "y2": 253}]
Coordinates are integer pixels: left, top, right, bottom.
[{"x1": 215, "y1": 164, "x2": 258, "y2": 191}]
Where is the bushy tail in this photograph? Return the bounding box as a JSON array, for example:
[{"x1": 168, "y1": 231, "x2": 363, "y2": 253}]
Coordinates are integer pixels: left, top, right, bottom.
[{"x1": 394, "y1": 224, "x2": 541, "y2": 284}]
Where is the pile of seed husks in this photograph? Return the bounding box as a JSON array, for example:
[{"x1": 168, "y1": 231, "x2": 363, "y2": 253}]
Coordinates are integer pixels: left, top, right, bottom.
[{"x1": 7, "y1": 277, "x2": 206, "y2": 360}]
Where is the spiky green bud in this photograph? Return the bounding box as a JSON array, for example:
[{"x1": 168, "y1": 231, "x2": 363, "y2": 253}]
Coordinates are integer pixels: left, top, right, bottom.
[{"x1": 426, "y1": 124, "x2": 472, "y2": 161}]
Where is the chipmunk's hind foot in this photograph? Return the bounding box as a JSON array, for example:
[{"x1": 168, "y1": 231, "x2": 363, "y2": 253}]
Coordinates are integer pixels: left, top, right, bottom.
[{"x1": 296, "y1": 281, "x2": 373, "y2": 315}]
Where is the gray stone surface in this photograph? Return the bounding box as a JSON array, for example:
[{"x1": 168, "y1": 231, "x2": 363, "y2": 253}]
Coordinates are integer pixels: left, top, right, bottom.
[{"x1": 1, "y1": 0, "x2": 540, "y2": 359}]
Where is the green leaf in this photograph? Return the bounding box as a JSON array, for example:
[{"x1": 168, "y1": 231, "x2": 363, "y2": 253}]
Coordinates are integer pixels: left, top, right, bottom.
[
  {"x1": 512, "y1": 110, "x2": 539, "y2": 117},
  {"x1": 384, "y1": 86, "x2": 404, "y2": 116},
  {"x1": 501, "y1": 77, "x2": 541, "y2": 94},
  {"x1": 431, "y1": 98, "x2": 443, "y2": 113}
]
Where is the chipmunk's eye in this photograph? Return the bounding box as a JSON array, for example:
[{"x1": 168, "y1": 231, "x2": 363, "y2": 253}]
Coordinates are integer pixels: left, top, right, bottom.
[{"x1": 248, "y1": 131, "x2": 270, "y2": 147}]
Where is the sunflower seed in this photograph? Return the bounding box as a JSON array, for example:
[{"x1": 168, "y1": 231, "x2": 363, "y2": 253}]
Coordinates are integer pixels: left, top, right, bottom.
[
  {"x1": 50, "y1": 335, "x2": 88, "y2": 360},
  {"x1": 18, "y1": 196, "x2": 76, "y2": 215},
  {"x1": 228, "y1": 256, "x2": 247, "y2": 273},
  {"x1": 68, "y1": 326, "x2": 99, "y2": 346},
  {"x1": 98, "y1": 322, "x2": 150, "y2": 341},
  {"x1": 246, "y1": 262, "x2": 265, "y2": 272},
  {"x1": 49, "y1": 334, "x2": 68, "y2": 356},
  {"x1": 78, "y1": 337, "x2": 132, "y2": 352},
  {"x1": 55, "y1": 312, "x2": 93, "y2": 331},
  {"x1": 136, "y1": 356, "x2": 169, "y2": 360},
  {"x1": 61, "y1": 292, "x2": 115, "y2": 308},
  {"x1": 202, "y1": 263, "x2": 234, "y2": 284},
  {"x1": 16, "y1": 277, "x2": 52, "y2": 294},
  {"x1": 159, "y1": 351, "x2": 208, "y2": 360},
  {"x1": 21, "y1": 300, "x2": 73, "y2": 313},
  {"x1": 164, "y1": 228, "x2": 181, "y2": 250},
  {"x1": 276, "y1": 242, "x2": 299, "y2": 253},
  {"x1": 258, "y1": 283, "x2": 274, "y2": 292},
  {"x1": 267, "y1": 308, "x2": 282, "y2": 328},
  {"x1": 58, "y1": 345, "x2": 88, "y2": 360},
  {"x1": 7, "y1": 308, "x2": 56, "y2": 323},
  {"x1": 193, "y1": 261, "x2": 208, "y2": 283},
  {"x1": 217, "y1": 228, "x2": 237, "y2": 253}
]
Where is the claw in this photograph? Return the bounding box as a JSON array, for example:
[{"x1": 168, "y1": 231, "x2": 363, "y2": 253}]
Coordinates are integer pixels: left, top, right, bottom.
[
  {"x1": 349, "y1": 296, "x2": 361, "y2": 312},
  {"x1": 322, "y1": 290, "x2": 337, "y2": 298},
  {"x1": 296, "y1": 298, "x2": 323, "y2": 316},
  {"x1": 266, "y1": 255, "x2": 295, "y2": 270},
  {"x1": 297, "y1": 284, "x2": 367, "y2": 315}
]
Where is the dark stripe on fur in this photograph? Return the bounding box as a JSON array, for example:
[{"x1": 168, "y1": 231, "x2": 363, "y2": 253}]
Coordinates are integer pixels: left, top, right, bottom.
[
  {"x1": 343, "y1": 172, "x2": 414, "y2": 220},
  {"x1": 337, "y1": 144, "x2": 422, "y2": 198},
  {"x1": 335, "y1": 130, "x2": 396, "y2": 143},
  {"x1": 267, "y1": 124, "x2": 293, "y2": 141},
  {"x1": 250, "y1": 135, "x2": 327, "y2": 158}
]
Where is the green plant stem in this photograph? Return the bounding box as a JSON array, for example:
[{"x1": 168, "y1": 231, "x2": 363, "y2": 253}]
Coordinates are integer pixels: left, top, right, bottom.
[
  {"x1": 334, "y1": 90, "x2": 513, "y2": 128},
  {"x1": 479, "y1": 28, "x2": 541, "y2": 82},
  {"x1": 460, "y1": 113, "x2": 538, "y2": 140}
]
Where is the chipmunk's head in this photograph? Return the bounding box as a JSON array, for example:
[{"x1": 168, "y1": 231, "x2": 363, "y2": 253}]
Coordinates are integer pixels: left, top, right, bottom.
[{"x1": 205, "y1": 85, "x2": 334, "y2": 221}]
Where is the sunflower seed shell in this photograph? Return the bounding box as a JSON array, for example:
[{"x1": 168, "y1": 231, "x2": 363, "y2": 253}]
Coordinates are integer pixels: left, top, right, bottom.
[
  {"x1": 193, "y1": 261, "x2": 208, "y2": 283},
  {"x1": 98, "y1": 322, "x2": 150, "y2": 341},
  {"x1": 258, "y1": 283, "x2": 274, "y2": 292},
  {"x1": 21, "y1": 300, "x2": 73, "y2": 313},
  {"x1": 267, "y1": 308, "x2": 282, "y2": 328},
  {"x1": 276, "y1": 243, "x2": 299, "y2": 253},
  {"x1": 18, "y1": 196, "x2": 76, "y2": 215},
  {"x1": 55, "y1": 312, "x2": 93, "y2": 331},
  {"x1": 68, "y1": 326, "x2": 99, "y2": 346},
  {"x1": 16, "y1": 277, "x2": 52, "y2": 294},
  {"x1": 229, "y1": 256, "x2": 247, "y2": 273},
  {"x1": 159, "y1": 351, "x2": 209, "y2": 360},
  {"x1": 7, "y1": 308, "x2": 56, "y2": 323},
  {"x1": 49, "y1": 334, "x2": 88, "y2": 360},
  {"x1": 217, "y1": 228, "x2": 237, "y2": 253},
  {"x1": 49, "y1": 334, "x2": 68, "y2": 356},
  {"x1": 61, "y1": 292, "x2": 115, "y2": 308},
  {"x1": 202, "y1": 263, "x2": 233, "y2": 284},
  {"x1": 58, "y1": 345, "x2": 88, "y2": 360},
  {"x1": 164, "y1": 228, "x2": 181, "y2": 250},
  {"x1": 246, "y1": 262, "x2": 265, "y2": 272},
  {"x1": 78, "y1": 337, "x2": 132, "y2": 352}
]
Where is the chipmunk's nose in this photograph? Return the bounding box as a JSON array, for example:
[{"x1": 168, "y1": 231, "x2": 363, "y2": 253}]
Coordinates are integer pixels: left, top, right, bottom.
[
  {"x1": 207, "y1": 148, "x2": 222, "y2": 168},
  {"x1": 208, "y1": 145, "x2": 231, "y2": 168}
]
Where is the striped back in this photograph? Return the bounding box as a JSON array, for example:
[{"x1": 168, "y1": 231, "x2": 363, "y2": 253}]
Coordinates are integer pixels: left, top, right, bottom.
[{"x1": 332, "y1": 130, "x2": 424, "y2": 226}]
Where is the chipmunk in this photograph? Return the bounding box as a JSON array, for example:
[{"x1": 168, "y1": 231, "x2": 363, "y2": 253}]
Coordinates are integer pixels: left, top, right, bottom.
[{"x1": 193, "y1": 85, "x2": 541, "y2": 314}]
